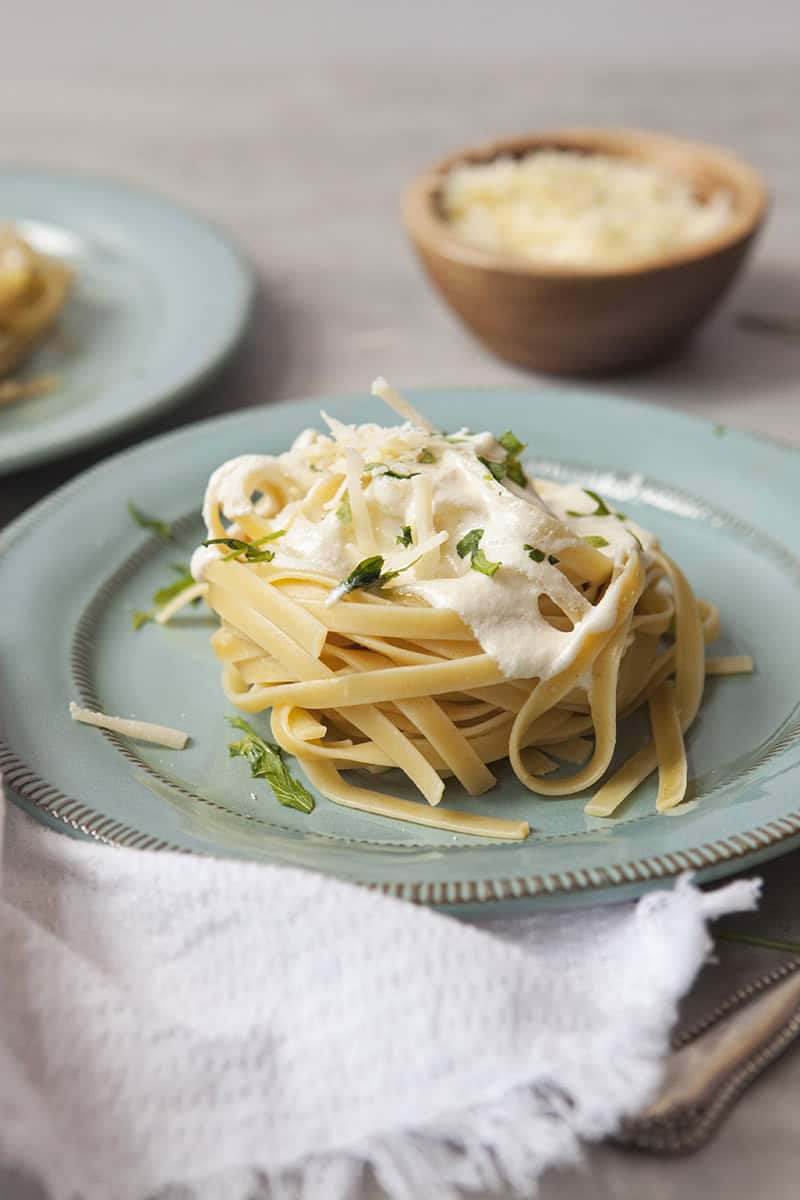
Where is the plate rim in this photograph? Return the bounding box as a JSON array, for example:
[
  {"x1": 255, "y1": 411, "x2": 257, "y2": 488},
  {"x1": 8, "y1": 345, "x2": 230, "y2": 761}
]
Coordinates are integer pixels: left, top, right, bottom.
[
  {"x1": 1, "y1": 387, "x2": 799, "y2": 907},
  {"x1": 3, "y1": 746, "x2": 800, "y2": 907},
  {"x1": 0, "y1": 165, "x2": 254, "y2": 476}
]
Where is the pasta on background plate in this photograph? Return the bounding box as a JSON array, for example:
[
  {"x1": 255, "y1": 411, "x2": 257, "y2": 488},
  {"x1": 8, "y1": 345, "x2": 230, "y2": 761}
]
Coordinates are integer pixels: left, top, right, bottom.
[{"x1": 0, "y1": 225, "x2": 71, "y2": 406}]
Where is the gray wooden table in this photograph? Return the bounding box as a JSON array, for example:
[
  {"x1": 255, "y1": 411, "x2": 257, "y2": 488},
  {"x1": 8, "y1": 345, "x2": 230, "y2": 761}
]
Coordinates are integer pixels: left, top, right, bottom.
[{"x1": 1, "y1": 62, "x2": 799, "y2": 1198}]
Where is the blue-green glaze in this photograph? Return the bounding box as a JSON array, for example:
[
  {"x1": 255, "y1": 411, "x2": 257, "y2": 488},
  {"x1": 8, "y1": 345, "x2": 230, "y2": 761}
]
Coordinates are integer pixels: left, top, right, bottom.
[
  {"x1": 1, "y1": 388, "x2": 798, "y2": 912},
  {"x1": 0, "y1": 168, "x2": 252, "y2": 474}
]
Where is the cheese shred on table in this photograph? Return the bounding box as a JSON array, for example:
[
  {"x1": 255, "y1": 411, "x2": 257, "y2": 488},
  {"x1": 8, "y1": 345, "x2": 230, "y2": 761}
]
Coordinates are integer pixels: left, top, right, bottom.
[{"x1": 69, "y1": 702, "x2": 189, "y2": 750}]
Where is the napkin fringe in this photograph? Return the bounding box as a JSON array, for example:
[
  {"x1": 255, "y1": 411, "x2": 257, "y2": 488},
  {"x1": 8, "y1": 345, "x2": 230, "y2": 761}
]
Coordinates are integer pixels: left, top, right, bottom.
[
  {"x1": 366, "y1": 1083, "x2": 584, "y2": 1200},
  {"x1": 236, "y1": 1066, "x2": 659, "y2": 1200},
  {"x1": 242, "y1": 1083, "x2": 585, "y2": 1200}
]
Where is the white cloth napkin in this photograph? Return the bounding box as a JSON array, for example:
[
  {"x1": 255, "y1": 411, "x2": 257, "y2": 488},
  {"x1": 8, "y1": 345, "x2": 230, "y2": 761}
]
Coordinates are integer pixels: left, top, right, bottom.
[{"x1": 0, "y1": 785, "x2": 759, "y2": 1200}]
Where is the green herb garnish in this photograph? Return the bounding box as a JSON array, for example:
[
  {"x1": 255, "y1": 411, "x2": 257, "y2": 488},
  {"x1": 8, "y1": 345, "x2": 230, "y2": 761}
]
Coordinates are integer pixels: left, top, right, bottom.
[
  {"x1": 713, "y1": 423, "x2": 727, "y2": 437},
  {"x1": 471, "y1": 549, "x2": 501, "y2": 577},
  {"x1": 327, "y1": 552, "x2": 420, "y2": 605},
  {"x1": 479, "y1": 432, "x2": 528, "y2": 488},
  {"x1": 457, "y1": 528, "x2": 500, "y2": 577},
  {"x1": 480, "y1": 454, "x2": 524, "y2": 485},
  {"x1": 396, "y1": 524, "x2": 413, "y2": 547},
  {"x1": 479, "y1": 456, "x2": 507, "y2": 482},
  {"x1": 416, "y1": 448, "x2": 437, "y2": 464},
  {"x1": 203, "y1": 530, "x2": 285, "y2": 564},
  {"x1": 568, "y1": 489, "x2": 611, "y2": 517},
  {"x1": 582, "y1": 535, "x2": 610, "y2": 548},
  {"x1": 364, "y1": 463, "x2": 420, "y2": 480},
  {"x1": 127, "y1": 500, "x2": 172, "y2": 540},
  {"x1": 380, "y1": 554, "x2": 422, "y2": 586},
  {"x1": 332, "y1": 555, "x2": 384, "y2": 599},
  {"x1": 523, "y1": 544, "x2": 559, "y2": 566},
  {"x1": 457, "y1": 529, "x2": 484, "y2": 558},
  {"x1": 152, "y1": 563, "x2": 199, "y2": 607},
  {"x1": 227, "y1": 717, "x2": 315, "y2": 814},
  {"x1": 567, "y1": 489, "x2": 626, "y2": 520},
  {"x1": 335, "y1": 494, "x2": 352, "y2": 523},
  {"x1": 498, "y1": 430, "x2": 527, "y2": 456},
  {"x1": 132, "y1": 562, "x2": 201, "y2": 630},
  {"x1": 505, "y1": 458, "x2": 527, "y2": 487}
]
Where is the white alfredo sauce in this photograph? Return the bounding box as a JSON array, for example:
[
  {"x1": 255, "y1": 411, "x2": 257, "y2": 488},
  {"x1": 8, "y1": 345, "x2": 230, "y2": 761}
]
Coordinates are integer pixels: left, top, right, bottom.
[{"x1": 194, "y1": 417, "x2": 653, "y2": 680}]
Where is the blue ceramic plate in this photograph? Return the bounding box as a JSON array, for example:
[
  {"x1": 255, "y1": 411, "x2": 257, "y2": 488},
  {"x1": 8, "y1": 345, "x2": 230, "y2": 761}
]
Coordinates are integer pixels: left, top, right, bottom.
[
  {"x1": 2, "y1": 389, "x2": 799, "y2": 913},
  {"x1": 0, "y1": 169, "x2": 252, "y2": 475}
]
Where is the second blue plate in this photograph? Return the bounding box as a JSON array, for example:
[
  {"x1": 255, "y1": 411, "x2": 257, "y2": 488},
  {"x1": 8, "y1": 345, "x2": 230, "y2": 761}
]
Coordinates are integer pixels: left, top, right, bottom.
[{"x1": 0, "y1": 168, "x2": 253, "y2": 475}]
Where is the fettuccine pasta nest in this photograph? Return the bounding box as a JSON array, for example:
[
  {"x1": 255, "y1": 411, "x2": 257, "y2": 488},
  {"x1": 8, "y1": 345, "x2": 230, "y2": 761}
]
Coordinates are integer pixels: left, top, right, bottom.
[{"x1": 186, "y1": 379, "x2": 751, "y2": 841}]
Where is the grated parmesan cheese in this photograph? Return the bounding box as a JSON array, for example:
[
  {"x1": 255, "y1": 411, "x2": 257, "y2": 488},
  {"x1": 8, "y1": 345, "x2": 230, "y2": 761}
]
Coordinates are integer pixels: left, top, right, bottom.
[
  {"x1": 69, "y1": 702, "x2": 189, "y2": 750},
  {"x1": 371, "y1": 377, "x2": 435, "y2": 431},
  {"x1": 441, "y1": 150, "x2": 733, "y2": 268}
]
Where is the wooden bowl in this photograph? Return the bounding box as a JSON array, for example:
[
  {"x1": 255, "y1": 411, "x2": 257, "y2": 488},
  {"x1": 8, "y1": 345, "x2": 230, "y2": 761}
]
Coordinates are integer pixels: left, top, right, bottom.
[{"x1": 403, "y1": 128, "x2": 769, "y2": 375}]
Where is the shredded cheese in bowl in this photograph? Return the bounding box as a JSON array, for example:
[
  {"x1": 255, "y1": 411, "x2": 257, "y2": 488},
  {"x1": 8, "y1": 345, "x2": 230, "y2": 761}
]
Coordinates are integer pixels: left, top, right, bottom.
[{"x1": 441, "y1": 150, "x2": 734, "y2": 268}]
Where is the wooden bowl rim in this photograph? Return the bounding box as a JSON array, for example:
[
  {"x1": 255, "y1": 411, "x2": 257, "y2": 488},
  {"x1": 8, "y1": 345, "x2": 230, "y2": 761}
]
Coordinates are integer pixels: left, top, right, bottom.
[{"x1": 403, "y1": 126, "x2": 770, "y2": 279}]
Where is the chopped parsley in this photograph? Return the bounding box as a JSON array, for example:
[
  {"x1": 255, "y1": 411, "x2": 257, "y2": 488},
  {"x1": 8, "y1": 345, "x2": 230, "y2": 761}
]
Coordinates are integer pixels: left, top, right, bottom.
[
  {"x1": 203, "y1": 530, "x2": 285, "y2": 563},
  {"x1": 331, "y1": 555, "x2": 384, "y2": 599},
  {"x1": 582, "y1": 535, "x2": 610, "y2": 548},
  {"x1": 380, "y1": 555, "x2": 421, "y2": 585},
  {"x1": 523, "y1": 544, "x2": 559, "y2": 565},
  {"x1": 471, "y1": 549, "x2": 501, "y2": 576},
  {"x1": 505, "y1": 458, "x2": 527, "y2": 487},
  {"x1": 153, "y1": 563, "x2": 199, "y2": 607},
  {"x1": 416, "y1": 448, "x2": 437, "y2": 464},
  {"x1": 457, "y1": 528, "x2": 501, "y2": 577},
  {"x1": 567, "y1": 489, "x2": 626, "y2": 520},
  {"x1": 227, "y1": 717, "x2": 315, "y2": 814},
  {"x1": 335, "y1": 494, "x2": 352, "y2": 523},
  {"x1": 479, "y1": 430, "x2": 528, "y2": 489},
  {"x1": 456, "y1": 528, "x2": 483, "y2": 558},
  {"x1": 327, "y1": 553, "x2": 420, "y2": 605},
  {"x1": 132, "y1": 562, "x2": 201, "y2": 630},
  {"x1": 479, "y1": 456, "x2": 507, "y2": 483},
  {"x1": 497, "y1": 429, "x2": 526, "y2": 456},
  {"x1": 127, "y1": 500, "x2": 172, "y2": 541},
  {"x1": 396, "y1": 524, "x2": 413, "y2": 547}
]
